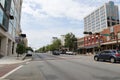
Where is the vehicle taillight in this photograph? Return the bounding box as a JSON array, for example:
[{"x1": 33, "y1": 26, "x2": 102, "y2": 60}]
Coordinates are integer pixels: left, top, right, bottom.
[{"x1": 115, "y1": 53, "x2": 120, "y2": 57}]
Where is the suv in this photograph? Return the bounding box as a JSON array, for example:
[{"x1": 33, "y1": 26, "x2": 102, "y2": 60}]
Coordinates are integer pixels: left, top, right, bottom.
[
  {"x1": 94, "y1": 50, "x2": 120, "y2": 63},
  {"x1": 52, "y1": 50, "x2": 61, "y2": 55}
]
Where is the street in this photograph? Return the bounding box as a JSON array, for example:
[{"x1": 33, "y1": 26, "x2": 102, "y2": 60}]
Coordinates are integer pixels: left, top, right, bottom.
[{"x1": 4, "y1": 53, "x2": 120, "y2": 80}]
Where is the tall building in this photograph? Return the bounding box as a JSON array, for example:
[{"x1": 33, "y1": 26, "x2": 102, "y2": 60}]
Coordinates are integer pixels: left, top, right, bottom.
[
  {"x1": 0, "y1": 0, "x2": 23, "y2": 56},
  {"x1": 60, "y1": 35, "x2": 65, "y2": 46},
  {"x1": 84, "y1": 1, "x2": 119, "y2": 34}
]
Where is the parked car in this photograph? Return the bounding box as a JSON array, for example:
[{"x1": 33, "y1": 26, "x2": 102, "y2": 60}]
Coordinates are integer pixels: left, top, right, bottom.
[
  {"x1": 52, "y1": 50, "x2": 61, "y2": 55},
  {"x1": 26, "y1": 51, "x2": 32, "y2": 56},
  {"x1": 60, "y1": 50, "x2": 66, "y2": 54},
  {"x1": 66, "y1": 51, "x2": 76, "y2": 55},
  {"x1": 94, "y1": 50, "x2": 120, "y2": 63}
]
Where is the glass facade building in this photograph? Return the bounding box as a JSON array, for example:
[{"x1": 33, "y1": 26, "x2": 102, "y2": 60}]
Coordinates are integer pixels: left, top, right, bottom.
[
  {"x1": 84, "y1": 1, "x2": 119, "y2": 33},
  {"x1": 0, "y1": 0, "x2": 23, "y2": 56}
]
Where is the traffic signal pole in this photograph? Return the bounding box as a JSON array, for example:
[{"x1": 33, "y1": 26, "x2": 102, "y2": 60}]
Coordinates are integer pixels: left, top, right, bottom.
[{"x1": 116, "y1": 35, "x2": 119, "y2": 49}]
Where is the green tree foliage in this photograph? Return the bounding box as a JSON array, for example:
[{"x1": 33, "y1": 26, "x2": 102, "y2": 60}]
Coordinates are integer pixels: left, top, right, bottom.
[
  {"x1": 16, "y1": 44, "x2": 26, "y2": 57},
  {"x1": 51, "y1": 39, "x2": 61, "y2": 50},
  {"x1": 37, "y1": 39, "x2": 61, "y2": 52},
  {"x1": 65, "y1": 33, "x2": 77, "y2": 51},
  {"x1": 26, "y1": 47, "x2": 34, "y2": 52}
]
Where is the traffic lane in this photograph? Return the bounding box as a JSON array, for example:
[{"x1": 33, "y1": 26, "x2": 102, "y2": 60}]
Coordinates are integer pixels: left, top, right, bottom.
[
  {"x1": 38, "y1": 60, "x2": 77, "y2": 80},
  {"x1": 43, "y1": 59, "x2": 120, "y2": 80},
  {"x1": 4, "y1": 53, "x2": 66, "y2": 80},
  {"x1": 5, "y1": 55, "x2": 120, "y2": 80},
  {"x1": 32, "y1": 53, "x2": 63, "y2": 61},
  {"x1": 33, "y1": 53, "x2": 120, "y2": 76},
  {"x1": 67, "y1": 56, "x2": 120, "y2": 74}
]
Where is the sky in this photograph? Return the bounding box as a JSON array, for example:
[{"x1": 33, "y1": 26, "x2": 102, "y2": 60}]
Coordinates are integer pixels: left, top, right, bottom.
[{"x1": 21, "y1": 0, "x2": 120, "y2": 50}]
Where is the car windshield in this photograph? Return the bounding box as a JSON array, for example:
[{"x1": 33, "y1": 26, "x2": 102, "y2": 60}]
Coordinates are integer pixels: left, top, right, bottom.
[
  {"x1": 112, "y1": 51, "x2": 116, "y2": 54},
  {"x1": 117, "y1": 50, "x2": 120, "y2": 54}
]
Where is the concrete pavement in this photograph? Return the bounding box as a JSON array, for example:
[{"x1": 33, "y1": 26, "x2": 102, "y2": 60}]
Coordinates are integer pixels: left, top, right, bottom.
[
  {"x1": 4, "y1": 53, "x2": 120, "y2": 80},
  {"x1": 0, "y1": 55, "x2": 32, "y2": 79},
  {"x1": 0, "y1": 55, "x2": 31, "y2": 64}
]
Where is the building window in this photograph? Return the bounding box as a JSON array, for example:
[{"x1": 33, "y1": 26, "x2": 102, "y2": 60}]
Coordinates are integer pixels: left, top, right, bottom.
[
  {"x1": 112, "y1": 22, "x2": 116, "y2": 25},
  {"x1": 110, "y1": 32, "x2": 115, "y2": 40},
  {"x1": 0, "y1": 7, "x2": 3, "y2": 24},
  {"x1": 118, "y1": 32, "x2": 120, "y2": 39},
  {"x1": 2, "y1": 13, "x2": 9, "y2": 30},
  {"x1": 0, "y1": 38, "x2": 1, "y2": 50},
  {"x1": 0, "y1": 6, "x2": 9, "y2": 31},
  {"x1": 107, "y1": 21, "x2": 110, "y2": 27},
  {"x1": 0, "y1": 0, "x2": 5, "y2": 8},
  {"x1": 8, "y1": 21, "x2": 13, "y2": 35}
]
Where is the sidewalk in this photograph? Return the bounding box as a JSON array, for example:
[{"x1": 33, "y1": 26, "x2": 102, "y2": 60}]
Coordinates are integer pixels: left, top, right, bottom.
[
  {"x1": 0, "y1": 54, "x2": 31, "y2": 65},
  {"x1": 0, "y1": 55, "x2": 32, "y2": 79}
]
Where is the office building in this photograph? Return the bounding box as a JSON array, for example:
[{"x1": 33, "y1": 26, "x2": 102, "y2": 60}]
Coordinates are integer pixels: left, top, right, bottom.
[
  {"x1": 0, "y1": 0, "x2": 23, "y2": 56},
  {"x1": 84, "y1": 1, "x2": 119, "y2": 33}
]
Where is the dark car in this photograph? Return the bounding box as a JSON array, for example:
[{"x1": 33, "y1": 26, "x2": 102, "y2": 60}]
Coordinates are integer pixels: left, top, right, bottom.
[
  {"x1": 52, "y1": 50, "x2": 61, "y2": 55},
  {"x1": 94, "y1": 50, "x2": 120, "y2": 63}
]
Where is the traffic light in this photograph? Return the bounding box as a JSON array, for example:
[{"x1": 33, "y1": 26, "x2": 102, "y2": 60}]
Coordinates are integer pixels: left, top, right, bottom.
[
  {"x1": 95, "y1": 33, "x2": 100, "y2": 35},
  {"x1": 83, "y1": 32, "x2": 92, "y2": 35}
]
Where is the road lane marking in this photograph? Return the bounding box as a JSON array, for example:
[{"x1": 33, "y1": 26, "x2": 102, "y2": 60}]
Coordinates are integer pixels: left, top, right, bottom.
[{"x1": 0, "y1": 65, "x2": 23, "y2": 79}]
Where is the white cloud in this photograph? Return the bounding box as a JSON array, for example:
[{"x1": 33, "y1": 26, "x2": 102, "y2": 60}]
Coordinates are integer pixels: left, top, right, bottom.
[
  {"x1": 21, "y1": 0, "x2": 120, "y2": 49},
  {"x1": 22, "y1": 0, "x2": 96, "y2": 21},
  {"x1": 25, "y1": 27, "x2": 83, "y2": 48}
]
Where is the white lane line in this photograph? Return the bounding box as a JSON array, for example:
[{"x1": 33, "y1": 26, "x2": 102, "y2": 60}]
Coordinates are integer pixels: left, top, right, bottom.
[{"x1": 0, "y1": 65, "x2": 23, "y2": 79}]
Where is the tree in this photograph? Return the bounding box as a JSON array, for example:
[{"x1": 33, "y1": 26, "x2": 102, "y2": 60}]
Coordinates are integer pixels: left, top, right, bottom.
[
  {"x1": 65, "y1": 33, "x2": 77, "y2": 51},
  {"x1": 37, "y1": 38, "x2": 61, "y2": 52},
  {"x1": 51, "y1": 39, "x2": 61, "y2": 50},
  {"x1": 26, "y1": 47, "x2": 34, "y2": 52},
  {"x1": 16, "y1": 44, "x2": 26, "y2": 57}
]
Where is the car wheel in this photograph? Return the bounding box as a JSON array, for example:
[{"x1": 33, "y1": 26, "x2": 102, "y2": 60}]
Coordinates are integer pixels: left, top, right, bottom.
[
  {"x1": 110, "y1": 57, "x2": 116, "y2": 63},
  {"x1": 94, "y1": 57, "x2": 99, "y2": 61}
]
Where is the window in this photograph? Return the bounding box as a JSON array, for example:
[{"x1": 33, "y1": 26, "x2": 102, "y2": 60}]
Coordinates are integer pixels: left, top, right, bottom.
[
  {"x1": 118, "y1": 32, "x2": 120, "y2": 39},
  {"x1": 104, "y1": 51, "x2": 111, "y2": 54},
  {"x1": 8, "y1": 21, "x2": 13, "y2": 35},
  {"x1": 110, "y1": 32, "x2": 115, "y2": 39},
  {"x1": 107, "y1": 21, "x2": 110, "y2": 27},
  {"x1": 117, "y1": 50, "x2": 120, "y2": 54},
  {"x1": 0, "y1": 38, "x2": 1, "y2": 50},
  {"x1": 0, "y1": 0, "x2": 5, "y2": 8},
  {"x1": 112, "y1": 22, "x2": 116, "y2": 26},
  {"x1": 0, "y1": 7, "x2": 3, "y2": 24}
]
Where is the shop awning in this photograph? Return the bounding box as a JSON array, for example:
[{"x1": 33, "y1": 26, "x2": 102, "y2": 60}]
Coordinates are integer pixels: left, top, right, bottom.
[{"x1": 84, "y1": 44, "x2": 98, "y2": 49}]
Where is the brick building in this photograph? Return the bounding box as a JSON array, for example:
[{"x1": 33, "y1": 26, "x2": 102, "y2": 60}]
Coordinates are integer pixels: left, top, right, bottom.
[{"x1": 77, "y1": 24, "x2": 120, "y2": 54}]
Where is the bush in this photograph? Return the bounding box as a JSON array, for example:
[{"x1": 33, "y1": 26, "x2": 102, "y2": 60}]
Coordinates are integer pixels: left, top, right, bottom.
[{"x1": 16, "y1": 44, "x2": 26, "y2": 57}]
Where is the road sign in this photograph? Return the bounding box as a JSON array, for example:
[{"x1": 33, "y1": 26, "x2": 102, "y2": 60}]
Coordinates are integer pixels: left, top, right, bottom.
[{"x1": 101, "y1": 34, "x2": 111, "y2": 36}]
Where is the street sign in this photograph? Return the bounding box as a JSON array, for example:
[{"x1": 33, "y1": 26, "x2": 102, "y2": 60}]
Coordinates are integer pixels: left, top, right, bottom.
[{"x1": 101, "y1": 34, "x2": 111, "y2": 36}]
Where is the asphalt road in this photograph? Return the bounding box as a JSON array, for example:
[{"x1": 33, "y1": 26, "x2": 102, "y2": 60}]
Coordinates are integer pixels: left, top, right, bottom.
[{"x1": 4, "y1": 53, "x2": 120, "y2": 80}]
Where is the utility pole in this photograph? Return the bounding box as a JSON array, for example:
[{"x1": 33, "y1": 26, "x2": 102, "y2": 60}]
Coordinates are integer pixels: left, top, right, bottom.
[{"x1": 116, "y1": 35, "x2": 119, "y2": 49}]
